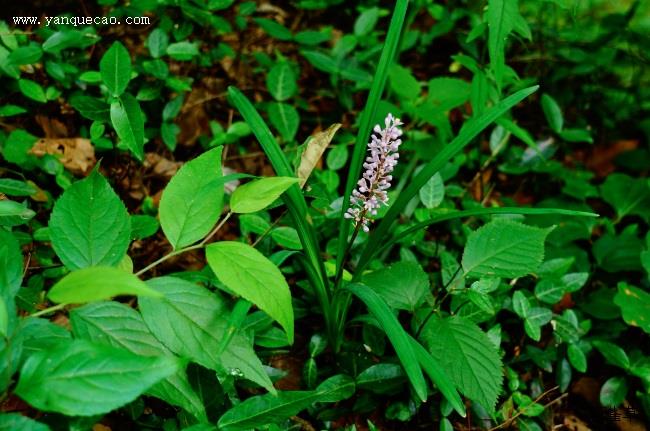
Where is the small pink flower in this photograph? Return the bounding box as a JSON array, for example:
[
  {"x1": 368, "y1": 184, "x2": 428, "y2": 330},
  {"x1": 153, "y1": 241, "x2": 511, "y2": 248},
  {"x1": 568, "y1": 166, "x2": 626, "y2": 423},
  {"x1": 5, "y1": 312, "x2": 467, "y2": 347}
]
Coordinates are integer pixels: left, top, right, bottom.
[{"x1": 344, "y1": 113, "x2": 403, "y2": 232}]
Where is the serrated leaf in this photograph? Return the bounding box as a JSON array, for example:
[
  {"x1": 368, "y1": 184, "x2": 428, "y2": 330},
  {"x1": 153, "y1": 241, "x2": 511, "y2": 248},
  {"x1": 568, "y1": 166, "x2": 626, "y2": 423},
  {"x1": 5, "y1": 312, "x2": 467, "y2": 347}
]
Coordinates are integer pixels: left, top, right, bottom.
[
  {"x1": 487, "y1": 0, "x2": 518, "y2": 89},
  {"x1": 267, "y1": 62, "x2": 297, "y2": 101},
  {"x1": 420, "y1": 316, "x2": 503, "y2": 411},
  {"x1": 268, "y1": 102, "x2": 299, "y2": 142},
  {"x1": 218, "y1": 375, "x2": 354, "y2": 431},
  {"x1": 206, "y1": 241, "x2": 293, "y2": 344},
  {"x1": 159, "y1": 147, "x2": 224, "y2": 249},
  {"x1": 462, "y1": 219, "x2": 552, "y2": 278},
  {"x1": 100, "y1": 42, "x2": 131, "y2": 97},
  {"x1": 15, "y1": 340, "x2": 178, "y2": 416},
  {"x1": 419, "y1": 172, "x2": 445, "y2": 209},
  {"x1": 139, "y1": 277, "x2": 274, "y2": 393},
  {"x1": 230, "y1": 177, "x2": 298, "y2": 214},
  {"x1": 48, "y1": 266, "x2": 161, "y2": 304},
  {"x1": 70, "y1": 302, "x2": 207, "y2": 421},
  {"x1": 361, "y1": 261, "x2": 428, "y2": 312},
  {"x1": 110, "y1": 93, "x2": 145, "y2": 160},
  {"x1": 49, "y1": 170, "x2": 131, "y2": 270}
]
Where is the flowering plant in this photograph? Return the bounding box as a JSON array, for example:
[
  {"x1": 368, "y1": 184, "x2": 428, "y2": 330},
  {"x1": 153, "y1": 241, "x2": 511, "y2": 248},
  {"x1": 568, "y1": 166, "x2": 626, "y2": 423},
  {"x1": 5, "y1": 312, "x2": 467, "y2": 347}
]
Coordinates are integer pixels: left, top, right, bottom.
[{"x1": 345, "y1": 114, "x2": 403, "y2": 232}]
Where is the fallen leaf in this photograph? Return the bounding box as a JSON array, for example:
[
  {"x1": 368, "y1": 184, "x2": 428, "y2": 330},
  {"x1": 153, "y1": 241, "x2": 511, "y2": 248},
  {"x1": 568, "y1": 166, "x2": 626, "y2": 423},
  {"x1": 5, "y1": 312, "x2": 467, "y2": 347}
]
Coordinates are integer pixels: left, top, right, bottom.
[
  {"x1": 144, "y1": 153, "x2": 182, "y2": 178},
  {"x1": 30, "y1": 138, "x2": 95, "y2": 175},
  {"x1": 297, "y1": 123, "x2": 341, "y2": 187}
]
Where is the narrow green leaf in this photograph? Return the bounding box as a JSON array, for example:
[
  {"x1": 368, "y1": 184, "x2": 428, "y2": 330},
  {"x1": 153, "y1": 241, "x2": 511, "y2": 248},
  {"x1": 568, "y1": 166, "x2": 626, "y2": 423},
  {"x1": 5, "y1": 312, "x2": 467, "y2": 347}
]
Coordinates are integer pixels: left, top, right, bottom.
[
  {"x1": 230, "y1": 176, "x2": 298, "y2": 214},
  {"x1": 15, "y1": 340, "x2": 178, "y2": 416},
  {"x1": 0, "y1": 413, "x2": 50, "y2": 431},
  {"x1": 408, "y1": 336, "x2": 466, "y2": 417},
  {"x1": 48, "y1": 266, "x2": 161, "y2": 304},
  {"x1": 345, "y1": 283, "x2": 427, "y2": 402},
  {"x1": 100, "y1": 42, "x2": 132, "y2": 97},
  {"x1": 0, "y1": 179, "x2": 36, "y2": 196},
  {"x1": 218, "y1": 375, "x2": 354, "y2": 430},
  {"x1": 337, "y1": 0, "x2": 409, "y2": 272},
  {"x1": 541, "y1": 93, "x2": 564, "y2": 133},
  {"x1": 49, "y1": 170, "x2": 131, "y2": 270},
  {"x1": 159, "y1": 147, "x2": 224, "y2": 249},
  {"x1": 206, "y1": 241, "x2": 294, "y2": 344},
  {"x1": 18, "y1": 79, "x2": 47, "y2": 103},
  {"x1": 487, "y1": 0, "x2": 518, "y2": 89}
]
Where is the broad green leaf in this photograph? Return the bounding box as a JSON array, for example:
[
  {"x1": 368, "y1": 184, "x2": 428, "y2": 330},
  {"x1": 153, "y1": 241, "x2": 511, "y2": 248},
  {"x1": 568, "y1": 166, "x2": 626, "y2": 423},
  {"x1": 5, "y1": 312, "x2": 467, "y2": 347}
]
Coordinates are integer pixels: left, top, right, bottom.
[
  {"x1": 49, "y1": 170, "x2": 131, "y2": 270},
  {"x1": 70, "y1": 302, "x2": 207, "y2": 421},
  {"x1": 487, "y1": 0, "x2": 518, "y2": 89},
  {"x1": 600, "y1": 376, "x2": 627, "y2": 407},
  {"x1": 253, "y1": 18, "x2": 293, "y2": 41},
  {"x1": 534, "y1": 279, "x2": 565, "y2": 304},
  {"x1": 110, "y1": 93, "x2": 145, "y2": 160},
  {"x1": 601, "y1": 174, "x2": 650, "y2": 223},
  {"x1": 462, "y1": 219, "x2": 552, "y2": 278},
  {"x1": 48, "y1": 266, "x2": 161, "y2": 304},
  {"x1": 0, "y1": 413, "x2": 50, "y2": 431},
  {"x1": 218, "y1": 375, "x2": 354, "y2": 430},
  {"x1": 297, "y1": 123, "x2": 341, "y2": 187},
  {"x1": 300, "y1": 49, "x2": 338, "y2": 74},
  {"x1": 19, "y1": 318, "x2": 71, "y2": 360},
  {"x1": 593, "y1": 340, "x2": 630, "y2": 370},
  {"x1": 326, "y1": 144, "x2": 348, "y2": 171},
  {"x1": 420, "y1": 316, "x2": 503, "y2": 411},
  {"x1": 361, "y1": 262, "x2": 429, "y2": 312},
  {"x1": 271, "y1": 227, "x2": 302, "y2": 250},
  {"x1": 139, "y1": 277, "x2": 274, "y2": 393},
  {"x1": 419, "y1": 172, "x2": 444, "y2": 209},
  {"x1": 345, "y1": 283, "x2": 427, "y2": 402},
  {"x1": 388, "y1": 64, "x2": 420, "y2": 100},
  {"x1": 354, "y1": 7, "x2": 380, "y2": 36},
  {"x1": 206, "y1": 241, "x2": 293, "y2": 344},
  {"x1": 267, "y1": 62, "x2": 297, "y2": 102},
  {"x1": 512, "y1": 291, "x2": 530, "y2": 317},
  {"x1": 356, "y1": 363, "x2": 405, "y2": 392},
  {"x1": 8, "y1": 45, "x2": 42, "y2": 65},
  {"x1": 147, "y1": 28, "x2": 168, "y2": 58},
  {"x1": 268, "y1": 102, "x2": 299, "y2": 142},
  {"x1": 0, "y1": 200, "x2": 35, "y2": 226},
  {"x1": 166, "y1": 42, "x2": 199, "y2": 60},
  {"x1": 69, "y1": 95, "x2": 110, "y2": 122},
  {"x1": 230, "y1": 177, "x2": 299, "y2": 214},
  {"x1": 100, "y1": 42, "x2": 131, "y2": 97},
  {"x1": 0, "y1": 179, "x2": 36, "y2": 196},
  {"x1": 15, "y1": 340, "x2": 178, "y2": 416},
  {"x1": 0, "y1": 104, "x2": 27, "y2": 117},
  {"x1": 18, "y1": 79, "x2": 46, "y2": 103},
  {"x1": 567, "y1": 344, "x2": 587, "y2": 373},
  {"x1": 428, "y1": 77, "x2": 471, "y2": 112},
  {"x1": 541, "y1": 93, "x2": 564, "y2": 133},
  {"x1": 593, "y1": 225, "x2": 644, "y2": 273},
  {"x1": 614, "y1": 283, "x2": 650, "y2": 334},
  {"x1": 159, "y1": 147, "x2": 224, "y2": 249}
]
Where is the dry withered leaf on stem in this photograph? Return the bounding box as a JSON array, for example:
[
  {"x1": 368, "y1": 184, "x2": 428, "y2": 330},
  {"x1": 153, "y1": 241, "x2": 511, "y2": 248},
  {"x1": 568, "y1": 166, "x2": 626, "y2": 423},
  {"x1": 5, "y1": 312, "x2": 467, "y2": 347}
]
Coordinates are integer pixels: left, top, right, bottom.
[
  {"x1": 29, "y1": 138, "x2": 95, "y2": 175},
  {"x1": 297, "y1": 123, "x2": 342, "y2": 187}
]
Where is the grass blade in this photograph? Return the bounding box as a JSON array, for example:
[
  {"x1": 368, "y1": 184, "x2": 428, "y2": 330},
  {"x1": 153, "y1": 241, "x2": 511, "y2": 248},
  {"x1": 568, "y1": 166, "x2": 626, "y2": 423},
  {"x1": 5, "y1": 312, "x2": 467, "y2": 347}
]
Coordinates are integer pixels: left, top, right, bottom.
[
  {"x1": 227, "y1": 87, "x2": 332, "y2": 334},
  {"x1": 359, "y1": 85, "x2": 539, "y2": 268},
  {"x1": 409, "y1": 335, "x2": 466, "y2": 417},
  {"x1": 345, "y1": 283, "x2": 427, "y2": 402},
  {"x1": 356, "y1": 206, "x2": 597, "y2": 275},
  {"x1": 336, "y1": 0, "x2": 409, "y2": 272}
]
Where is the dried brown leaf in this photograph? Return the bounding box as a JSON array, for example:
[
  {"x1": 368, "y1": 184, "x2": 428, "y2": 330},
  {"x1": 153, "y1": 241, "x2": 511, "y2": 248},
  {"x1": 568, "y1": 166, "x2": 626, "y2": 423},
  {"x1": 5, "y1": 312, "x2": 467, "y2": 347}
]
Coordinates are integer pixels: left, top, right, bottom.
[
  {"x1": 297, "y1": 123, "x2": 341, "y2": 187},
  {"x1": 29, "y1": 138, "x2": 95, "y2": 175}
]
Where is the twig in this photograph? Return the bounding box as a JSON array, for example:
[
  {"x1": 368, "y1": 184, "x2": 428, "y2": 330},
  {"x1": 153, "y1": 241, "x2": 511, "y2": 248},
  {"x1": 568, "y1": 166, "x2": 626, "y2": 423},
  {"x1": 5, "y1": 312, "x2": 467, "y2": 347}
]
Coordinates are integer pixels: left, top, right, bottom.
[{"x1": 487, "y1": 386, "x2": 563, "y2": 431}]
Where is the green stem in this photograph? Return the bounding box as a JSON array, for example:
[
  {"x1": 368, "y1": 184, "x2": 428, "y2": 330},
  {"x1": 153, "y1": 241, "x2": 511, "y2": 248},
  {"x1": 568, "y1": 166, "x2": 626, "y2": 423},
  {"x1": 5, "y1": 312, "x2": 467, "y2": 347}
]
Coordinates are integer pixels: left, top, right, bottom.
[
  {"x1": 135, "y1": 211, "x2": 233, "y2": 277},
  {"x1": 31, "y1": 302, "x2": 67, "y2": 318}
]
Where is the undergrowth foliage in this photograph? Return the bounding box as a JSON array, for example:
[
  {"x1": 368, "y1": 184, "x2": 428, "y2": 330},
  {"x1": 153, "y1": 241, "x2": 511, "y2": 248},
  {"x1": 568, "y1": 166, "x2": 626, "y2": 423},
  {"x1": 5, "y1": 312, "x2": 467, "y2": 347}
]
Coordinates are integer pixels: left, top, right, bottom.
[{"x1": 0, "y1": 0, "x2": 648, "y2": 430}]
